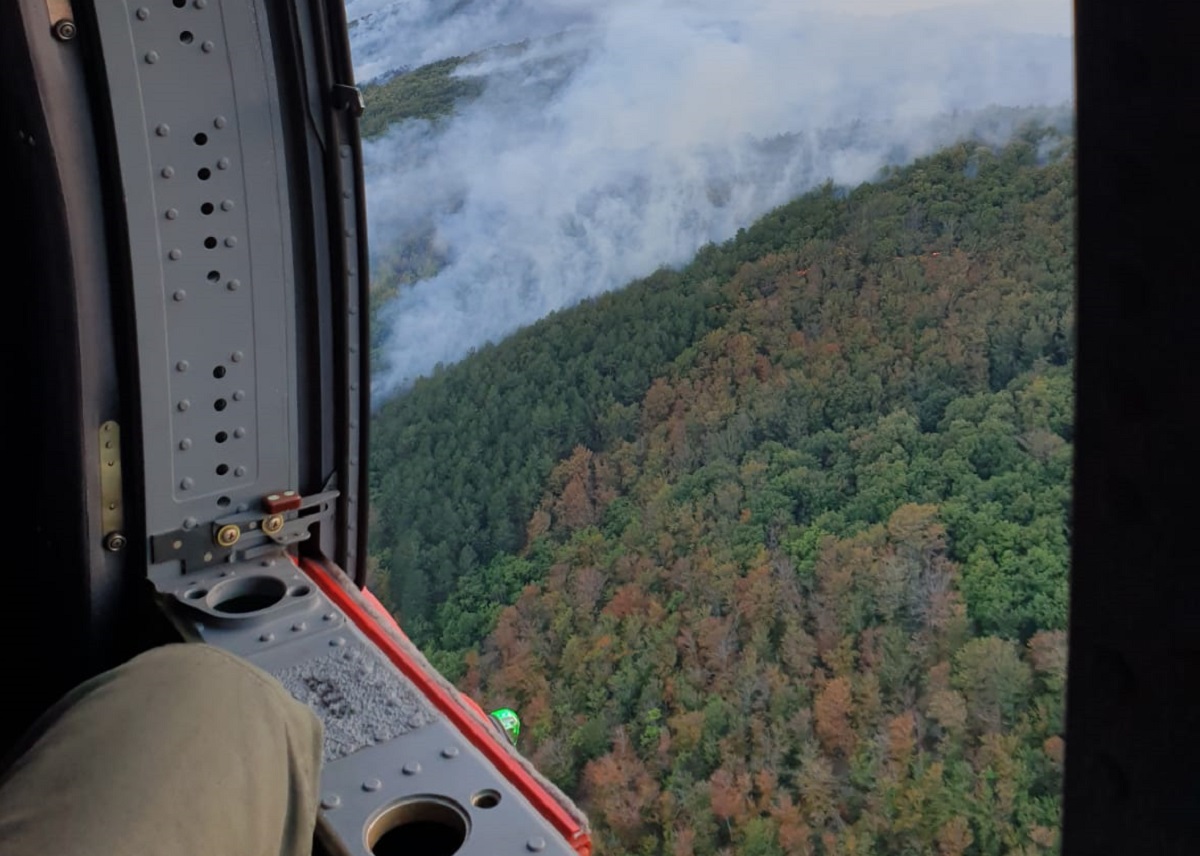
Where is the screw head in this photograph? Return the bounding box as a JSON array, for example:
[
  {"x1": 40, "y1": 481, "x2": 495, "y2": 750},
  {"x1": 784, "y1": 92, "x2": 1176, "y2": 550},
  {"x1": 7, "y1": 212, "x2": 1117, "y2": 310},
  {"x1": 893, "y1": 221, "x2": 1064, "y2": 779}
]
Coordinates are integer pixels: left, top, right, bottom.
[
  {"x1": 263, "y1": 514, "x2": 285, "y2": 535},
  {"x1": 216, "y1": 524, "x2": 240, "y2": 547},
  {"x1": 53, "y1": 19, "x2": 77, "y2": 41},
  {"x1": 104, "y1": 532, "x2": 126, "y2": 552}
]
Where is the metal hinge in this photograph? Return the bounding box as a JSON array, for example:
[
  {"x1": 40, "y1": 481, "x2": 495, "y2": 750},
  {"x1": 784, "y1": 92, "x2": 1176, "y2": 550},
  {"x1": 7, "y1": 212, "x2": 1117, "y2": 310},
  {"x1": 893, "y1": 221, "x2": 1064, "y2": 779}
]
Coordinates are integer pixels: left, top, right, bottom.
[{"x1": 100, "y1": 421, "x2": 125, "y2": 551}]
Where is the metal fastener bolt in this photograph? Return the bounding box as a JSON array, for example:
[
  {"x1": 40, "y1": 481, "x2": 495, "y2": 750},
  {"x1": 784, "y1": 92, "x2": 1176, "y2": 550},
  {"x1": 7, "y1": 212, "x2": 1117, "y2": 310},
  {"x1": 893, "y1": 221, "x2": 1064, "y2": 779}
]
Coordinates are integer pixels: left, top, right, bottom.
[
  {"x1": 440, "y1": 747, "x2": 459, "y2": 759},
  {"x1": 145, "y1": 51, "x2": 158, "y2": 64},
  {"x1": 135, "y1": 8, "x2": 149, "y2": 21},
  {"x1": 232, "y1": 389, "x2": 245, "y2": 401},
  {"x1": 234, "y1": 466, "x2": 246, "y2": 477},
  {"x1": 177, "y1": 399, "x2": 190, "y2": 411},
  {"x1": 104, "y1": 532, "x2": 126, "y2": 552},
  {"x1": 173, "y1": 290, "x2": 186, "y2": 302},
  {"x1": 161, "y1": 166, "x2": 174, "y2": 178},
  {"x1": 169, "y1": 249, "x2": 182, "y2": 260},
  {"x1": 180, "y1": 478, "x2": 194, "y2": 490},
  {"x1": 401, "y1": 762, "x2": 421, "y2": 775},
  {"x1": 226, "y1": 279, "x2": 240, "y2": 291},
  {"x1": 220, "y1": 199, "x2": 234, "y2": 211},
  {"x1": 323, "y1": 612, "x2": 336, "y2": 622},
  {"x1": 183, "y1": 517, "x2": 198, "y2": 529},
  {"x1": 263, "y1": 514, "x2": 285, "y2": 535},
  {"x1": 213, "y1": 116, "x2": 227, "y2": 129},
  {"x1": 231, "y1": 350, "x2": 243, "y2": 362},
  {"x1": 233, "y1": 427, "x2": 246, "y2": 438},
  {"x1": 194, "y1": 0, "x2": 208, "y2": 8},
  {"x1": 527, "y1": 837, "x2": 546, "y2": 852},
  {"x1": 216, "y1": 524, "x2": 240, "y2": 547},
  {"x1": 155, "y1": 124, "x2": 169, "y2": 137},
  {"x1": 179, "y1": 438, "x2": 192, "y2": 451},
  {"x1": 329, "y1": 637, "x2": 346, "y2": 647},
  {"x1": 165, "y1": 208, "x2": 178, "y2": 220},
  {"x1": 176, "y1": 360, "x2": 189, "y2": 372},
  {"x1": 224, "y1": 236, "x2": 237, "y2": 247},
  {"x1": 291, "y1": 622, "x2": 306, "y2": 633},
  {"x1": 260, "y1": 558, "x2": 275, "y2": 567},
  {"x1": 217, "y1": 157, "x2": 230, "y2": 169},
  {"x1": 362, "y1": 779, "x2": 381, "y2": 792},
  {"x1": 259, "y1": 633, "x2": 274, "y2": 643},
  {"x1": 201, "y1": 40, "x2": 214, "y2": 53},
  {"x1": 320, "y1": 794, "x2": 340, "y2": 810}
]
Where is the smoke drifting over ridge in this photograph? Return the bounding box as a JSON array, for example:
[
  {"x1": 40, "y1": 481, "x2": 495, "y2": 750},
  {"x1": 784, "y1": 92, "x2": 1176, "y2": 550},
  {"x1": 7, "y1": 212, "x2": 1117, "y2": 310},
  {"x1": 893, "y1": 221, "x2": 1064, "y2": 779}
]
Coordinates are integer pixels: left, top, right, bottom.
[{"x1": 347, "y1": 0, "x2": 1074, "y2": 399}]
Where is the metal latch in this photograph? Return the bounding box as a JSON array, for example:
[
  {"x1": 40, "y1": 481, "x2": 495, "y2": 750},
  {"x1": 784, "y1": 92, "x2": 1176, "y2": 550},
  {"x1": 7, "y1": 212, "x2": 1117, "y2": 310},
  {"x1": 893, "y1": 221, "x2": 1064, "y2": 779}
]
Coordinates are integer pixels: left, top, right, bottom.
[{"x1": 100, "y1": 421, "x2": 125, "y2": 551}]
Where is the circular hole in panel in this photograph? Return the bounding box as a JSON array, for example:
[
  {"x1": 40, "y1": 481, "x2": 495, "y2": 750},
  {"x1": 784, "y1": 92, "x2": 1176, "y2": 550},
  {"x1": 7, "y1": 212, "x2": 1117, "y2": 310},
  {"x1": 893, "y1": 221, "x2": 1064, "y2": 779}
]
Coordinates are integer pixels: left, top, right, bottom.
[
  {"x1": 470, "y1": 790, "x2": 501, "y2": 810},
  {"x1": 198, "y1": 167, "x2": 211, "y2": 181},
  {"x1": 213, "y1": 365, "x2": 226, "y2": 378},
  {"x1": 207, "y1": 270, "x2": 220, "y2": 283},
  {"x1": 201, "y1": 202, "x2": 214, "y2": 215},
  {"x1": 366, "y1": 799, "x2": 468, "y2": 856},
  {"x1": 215, "y1": 430, "x2": 228, "y2": 443},
  {"x1": 217, "y1": 495, "x2": 231, "y2": 508},
  {"x1": 207, "y1": 575, "x2": 288, "y2": 615},
  {"x1": 173, "y1": 0, "x2": 186, "y2": 7},
  {"x1": 216, "y1": 463, "x2": 229, "y2": 476},
  {"x1": 214, "y1": 398, "x2": 227, "y2": 411},
  {"x1": 180, "y1": 31, "x2": 194, "y2": 44},
  {"x1": 289, "y1": 585, "x2": 312, "y2": 598},
  {"x1": 193, "y1": 132, "x2": 207, "y2": 145},
  {"x1": 204, "y1": 236, "x2": 217, "y2": 249},
  {"x1": 184, "y1": 588, "x2": 208, "y2": 600}
]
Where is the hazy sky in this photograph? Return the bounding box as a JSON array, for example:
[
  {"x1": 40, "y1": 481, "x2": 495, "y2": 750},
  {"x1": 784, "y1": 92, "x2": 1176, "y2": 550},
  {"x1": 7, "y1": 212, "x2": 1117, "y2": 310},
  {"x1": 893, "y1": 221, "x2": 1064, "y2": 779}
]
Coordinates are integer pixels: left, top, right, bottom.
[{"x1": 347, "y1": 0, "x2": 1074, "y2": 399}]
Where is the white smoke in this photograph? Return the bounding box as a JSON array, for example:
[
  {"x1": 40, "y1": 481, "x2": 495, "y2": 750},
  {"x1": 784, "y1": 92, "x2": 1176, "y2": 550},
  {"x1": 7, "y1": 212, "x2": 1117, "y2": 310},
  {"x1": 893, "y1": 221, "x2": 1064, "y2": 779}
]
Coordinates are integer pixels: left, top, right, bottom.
[{"x1": 349, "y1": 1, "x2": 1074, "y2": 399}]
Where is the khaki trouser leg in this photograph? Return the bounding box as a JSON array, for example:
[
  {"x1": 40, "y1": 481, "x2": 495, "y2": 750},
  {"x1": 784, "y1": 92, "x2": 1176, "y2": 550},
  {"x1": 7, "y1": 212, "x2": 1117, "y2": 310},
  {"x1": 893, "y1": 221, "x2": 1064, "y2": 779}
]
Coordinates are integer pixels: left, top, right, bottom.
[{"x1": 0, "y1": 643, "x2": 323, "y2": 856}]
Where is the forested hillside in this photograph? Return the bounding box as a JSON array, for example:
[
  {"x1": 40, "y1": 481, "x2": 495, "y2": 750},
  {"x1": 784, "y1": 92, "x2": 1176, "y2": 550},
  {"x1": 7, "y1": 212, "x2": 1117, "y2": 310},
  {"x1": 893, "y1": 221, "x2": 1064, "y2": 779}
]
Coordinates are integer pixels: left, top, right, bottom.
[{"x1": 369, "y1": 127, "x2": 1074, "y2": 853}]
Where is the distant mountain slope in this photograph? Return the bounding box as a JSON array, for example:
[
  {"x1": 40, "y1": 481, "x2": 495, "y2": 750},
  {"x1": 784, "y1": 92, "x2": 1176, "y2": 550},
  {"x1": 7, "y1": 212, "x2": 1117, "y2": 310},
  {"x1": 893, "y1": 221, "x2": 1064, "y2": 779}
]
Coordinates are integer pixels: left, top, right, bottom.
[
  {"x1": 368, "y1": 126, "x2": 1073, "y2": 654},
  {"x1": 440, "y1": 133, "x2": 1074, "y2": 854}
]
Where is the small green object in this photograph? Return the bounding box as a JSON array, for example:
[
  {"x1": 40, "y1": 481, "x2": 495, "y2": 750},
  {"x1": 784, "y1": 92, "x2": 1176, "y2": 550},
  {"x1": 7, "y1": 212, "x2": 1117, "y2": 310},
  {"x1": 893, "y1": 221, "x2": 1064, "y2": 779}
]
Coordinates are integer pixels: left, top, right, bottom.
[{"x1": 490, "y1": 708, "x2": 521, "y2": 744}]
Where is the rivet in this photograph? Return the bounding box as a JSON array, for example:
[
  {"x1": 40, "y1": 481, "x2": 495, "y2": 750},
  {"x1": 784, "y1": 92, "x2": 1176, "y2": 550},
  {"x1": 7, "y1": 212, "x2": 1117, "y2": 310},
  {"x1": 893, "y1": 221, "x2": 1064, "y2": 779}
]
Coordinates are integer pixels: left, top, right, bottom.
[
  {"x1": 177, "y1": 399, "x2": 190, "y2": 411},
  {"x1": 527, "y1": 837, "x2": 547, "y2": 852},
  {"x1": 236, "y1": 503, "x2": 248, "y2": 513},
  {"x1": 145, "y1": 51, "x2": 159, "y2": 64},
  {"x1": 173, "y1": 290, "x2": 186, "y2": 302},
  {"x1": 161, "y1": 166, "x2": 175, "y2": 178},
  {"x1": 165, "y1": 208, "x2": 178, "y2": 220},
  {"x1": 220, "y1": 199, "x2": 234, "y2": 211},
  {"x1": 234, "y1": 427, "x2": 246, "y2": 438},
  {"x1": 213, "y1": 116, "x2": 227, "y2": 129},
  {"x1": 172, "y1": 540, "x2": 183, "y2": 550},
  {"x1": 320, "y1": 794, "x2": 340, "y2": 810},
  {"x1": 180, "y1": 478, "x2": 194, "y2": 490},
  {"x1": 440, "y1": 747, "x2": 459, "y2": 759},
  {"x1": 340, "y1": 145, "x2": 351, "y2": 158},
  {"x1": 349, "y1": 421, "x2": 357, "y2": 429},
  {"x1": 194, "y1": 0, "x2": 207, "y2": 8},
  {"x1": 217, "y1": 157, "x2": 230, "y2": 169},
  {"x1": 179, "y1": 438, "x2": 192, "y2": 451},
  {"x1": 224, "y1": 236, "x2": 237, "y2": 247},
  {"x1": 349, "y1": 383, "x2": 358, "y2": 392},
  {"x1": 402, "y1": 762, "x2": 421, "y2": 775},
  {"x1": 169, "y1": 249, "x2": 182, "y2": 260},
  {"x1": 362, "y1": 779, "x2": 382, "y2": 792},
  {"x1": 344, "y1": 229, "x2": 353, "y2": 238},
  {"x1": 234, "y1": 465, "x2": 246, "y2": 477},
  {"x1": 231, "y1": 350, "x2": 243, "y2": 362},
  {"x1": 203, "y1": 551, "x2": 213, "y2": 562},
  {"x1": 292, "y1": 622, "x2": 307, "y2": 632},
  {"x1": 261, "y1": 558, "x2": 276, "y2": 567},
  {"x1": 259, "y1": 633, "x2": 274, "y2": 643},
  {"x1": 349, "y1": 345, "x2": 357, "y2": 354},
  {"x1": 135, "y1": 8, "x2": 149, "y2": 20},
  {"x1": 232, "y1": 389, "x2": 245, "y2": 401},
  {"x1": 323, "y1": 612, "x2": 336, "y2": 621},
  {"x1": 330, "y1": 637, "x2": 346, "y2": 647},
  {"x1": 176, "y1": 360, "x2": 189, "y2": 372},
  {"x1": 201, "y1": 40, "x2": 214, "y2": 53},
  {"x1": 348, "y1": 306, "x2": 357, "y2": 315},
  {"x1": 342, "y1": 190, "x2": 351, "y2": 199},
  {"x1": 226, "y1": 279, "x2": 240, "y2": 291},
  {"x1": 182, "y1": 517, "x2": 197, "y2": 529}
]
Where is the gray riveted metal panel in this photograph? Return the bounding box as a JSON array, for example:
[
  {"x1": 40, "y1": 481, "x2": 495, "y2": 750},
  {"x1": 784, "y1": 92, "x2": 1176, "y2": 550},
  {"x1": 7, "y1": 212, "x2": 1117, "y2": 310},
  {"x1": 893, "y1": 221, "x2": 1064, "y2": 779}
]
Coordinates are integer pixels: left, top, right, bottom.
[
  {"x1": 158, "y1": 561, "x2": 576, "y2": 856},
  {"x1": 92, "y1": 0, "x2": 298, "y2": 564}
]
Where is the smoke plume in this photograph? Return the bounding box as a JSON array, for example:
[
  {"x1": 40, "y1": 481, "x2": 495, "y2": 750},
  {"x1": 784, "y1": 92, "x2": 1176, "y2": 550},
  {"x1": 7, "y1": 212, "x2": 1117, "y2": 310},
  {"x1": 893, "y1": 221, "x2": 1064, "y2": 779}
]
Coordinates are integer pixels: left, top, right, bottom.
[{"x1": 346, "y1": 0, "x2": 1073, "y2": 399}]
